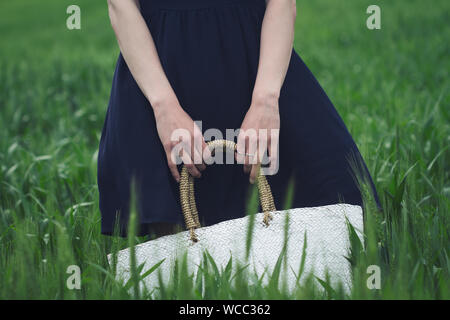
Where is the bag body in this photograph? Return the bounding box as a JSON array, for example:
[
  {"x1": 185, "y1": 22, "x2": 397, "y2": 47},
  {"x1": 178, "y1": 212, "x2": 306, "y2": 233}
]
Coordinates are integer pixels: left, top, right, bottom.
[{"x1": 108, "y1": 203, "x2": 363, "y2": 294}]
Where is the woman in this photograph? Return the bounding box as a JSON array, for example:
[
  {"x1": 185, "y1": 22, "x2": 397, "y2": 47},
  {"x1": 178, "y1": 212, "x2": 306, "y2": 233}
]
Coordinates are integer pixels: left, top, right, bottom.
[{"x1": 98, "y1": 0, "x2": 380, "y2": 237}]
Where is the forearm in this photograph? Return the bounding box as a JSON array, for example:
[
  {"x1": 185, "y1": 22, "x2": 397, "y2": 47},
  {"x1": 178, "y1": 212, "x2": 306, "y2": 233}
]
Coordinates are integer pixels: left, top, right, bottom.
[
  {"x1": 252, "y1": 0, "x2": 297, "y2": 105},
  {"x1": 107, "y1": 0, "x2": 178, "y2": 112}
]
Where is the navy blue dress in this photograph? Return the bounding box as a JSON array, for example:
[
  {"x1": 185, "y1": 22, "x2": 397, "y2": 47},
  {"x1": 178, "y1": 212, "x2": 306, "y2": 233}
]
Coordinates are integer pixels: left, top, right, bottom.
[{"x1": 98, "y1": 0, "x2": 380, "y2": 236}]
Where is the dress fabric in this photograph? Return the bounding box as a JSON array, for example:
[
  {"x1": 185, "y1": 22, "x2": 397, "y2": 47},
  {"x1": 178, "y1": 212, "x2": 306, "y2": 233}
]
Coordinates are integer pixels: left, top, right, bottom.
[{"x1": 97, "y1": 0, "x2": 380, "y2": 236}]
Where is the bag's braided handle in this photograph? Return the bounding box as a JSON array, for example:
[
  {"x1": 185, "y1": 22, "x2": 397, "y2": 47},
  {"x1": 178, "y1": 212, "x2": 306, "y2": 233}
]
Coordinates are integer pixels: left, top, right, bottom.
[{"x1": 179, "y1": 139, "x2": 276, "y2": 242}]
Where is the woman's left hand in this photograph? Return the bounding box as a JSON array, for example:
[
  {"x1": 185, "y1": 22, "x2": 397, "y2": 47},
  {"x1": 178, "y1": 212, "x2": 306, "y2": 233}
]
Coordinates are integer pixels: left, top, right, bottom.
[{"x1": 237, "y1": 95, "x2": 280, "y2": 183}]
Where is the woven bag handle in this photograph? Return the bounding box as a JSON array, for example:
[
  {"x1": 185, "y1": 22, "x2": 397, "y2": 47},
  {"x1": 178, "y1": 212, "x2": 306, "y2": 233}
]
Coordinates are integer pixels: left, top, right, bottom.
[{"x1": 179, "y1": 139, "x2": 276, "y2": 242}]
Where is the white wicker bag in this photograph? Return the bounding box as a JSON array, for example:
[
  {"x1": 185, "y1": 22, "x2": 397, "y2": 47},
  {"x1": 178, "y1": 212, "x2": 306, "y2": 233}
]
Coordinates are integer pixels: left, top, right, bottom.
[{"x1": 108, "y1": 140, "x2": 364, "y2": 294}]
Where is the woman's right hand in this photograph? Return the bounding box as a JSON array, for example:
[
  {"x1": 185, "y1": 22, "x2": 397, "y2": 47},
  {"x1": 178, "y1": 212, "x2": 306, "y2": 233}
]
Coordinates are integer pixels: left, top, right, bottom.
[
  {"x1": 153, "y1": 98, "x2": 209, "y2": 182},
  {"x1": 106, "y1": 0, "x2": 210, "y2": 182}
]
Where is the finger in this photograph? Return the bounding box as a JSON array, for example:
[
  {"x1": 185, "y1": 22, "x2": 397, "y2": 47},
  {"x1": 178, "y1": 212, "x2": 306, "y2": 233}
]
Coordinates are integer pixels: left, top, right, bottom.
[
  {"x1": 192, "y1": 130, "x2": 206, "y2": 171},
  {"x1": 242, "y1": 135, "x2": 250, "y2": 173},
  {"x1": 196, "y1": 159, "x2": 206, "y2": 171},
  {"x1": 168, "y1": 162, "x2": 180, "y2": 182},
  {"x1": 181, "y1": 148, "x2": 201, "y2": 178},
  {"x1": 236, "y1": 130, "x2": 246, "y2": 165},
  {"x1": 201, "y1": 139, "x2": 213, "y2": 165},
  {"x1": 245, "y1": 135, "x2": 258, "y2": 174},
  {"x1": 193, "y1": 143, "x2": 206, "y2": 171},
  {"x1": 243, "y1": 135, "x2": 250, "y2": 173},
  {"x1": 267, "y1": 131, "x2": 279, "y2": 175},
  {"x1": 249, "y1": 162, "x2": 261, "y2": 184},
  {"x1": 165, "y1": 150, "x2": 180, "y2": 182},
  {"x1": 180, "y1": 137, "x2": 201, "y2": 177},
  {"x1": 258, "y1": 134, "x2": 268, "y2": 165}
]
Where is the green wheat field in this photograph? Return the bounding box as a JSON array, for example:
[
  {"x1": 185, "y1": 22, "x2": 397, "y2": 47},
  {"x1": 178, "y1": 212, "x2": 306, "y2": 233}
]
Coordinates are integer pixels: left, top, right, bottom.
[{"x1": 0, "y1": 0, "x2": 448, "y2": 299}]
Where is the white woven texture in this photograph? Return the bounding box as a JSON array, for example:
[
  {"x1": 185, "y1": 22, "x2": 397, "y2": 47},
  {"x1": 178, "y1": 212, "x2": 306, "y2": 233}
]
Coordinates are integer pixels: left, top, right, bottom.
[{"x1": 108, "y1": 204, "x2": 363, "y2": 294}]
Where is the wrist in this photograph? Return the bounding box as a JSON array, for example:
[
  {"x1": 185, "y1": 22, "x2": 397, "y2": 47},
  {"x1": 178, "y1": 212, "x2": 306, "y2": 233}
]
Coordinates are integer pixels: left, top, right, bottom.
[
  {"x1": 251, "y1": 90, "x2": 280, "y2": 109},
  {"x1": 148, "y1": 91, "x2": 181, "y2": 115}
]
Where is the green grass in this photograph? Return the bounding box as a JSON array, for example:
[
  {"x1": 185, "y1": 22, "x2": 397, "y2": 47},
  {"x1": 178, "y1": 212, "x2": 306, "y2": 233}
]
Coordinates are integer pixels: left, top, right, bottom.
[{"x1": 0, "y1": 0, "x2": 449, "y2": 299}]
